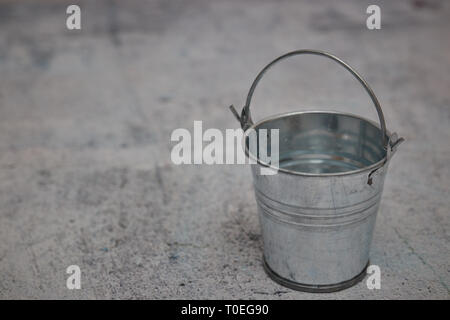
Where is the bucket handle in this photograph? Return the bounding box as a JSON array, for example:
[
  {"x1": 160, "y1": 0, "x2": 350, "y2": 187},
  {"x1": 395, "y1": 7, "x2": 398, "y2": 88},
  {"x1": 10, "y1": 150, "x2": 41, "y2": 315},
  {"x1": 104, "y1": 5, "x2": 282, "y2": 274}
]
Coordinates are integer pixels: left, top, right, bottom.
[{"x1": 229, "y1": 49, "x2": 404, "y2": 152}]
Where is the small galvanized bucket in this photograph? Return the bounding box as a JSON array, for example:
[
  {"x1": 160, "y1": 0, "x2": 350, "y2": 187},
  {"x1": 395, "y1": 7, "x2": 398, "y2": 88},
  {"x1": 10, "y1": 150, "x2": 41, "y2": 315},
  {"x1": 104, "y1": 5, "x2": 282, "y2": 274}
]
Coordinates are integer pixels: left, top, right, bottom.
[{"x1": 229, "y1": 50, "x2": 404, "y2": 292}]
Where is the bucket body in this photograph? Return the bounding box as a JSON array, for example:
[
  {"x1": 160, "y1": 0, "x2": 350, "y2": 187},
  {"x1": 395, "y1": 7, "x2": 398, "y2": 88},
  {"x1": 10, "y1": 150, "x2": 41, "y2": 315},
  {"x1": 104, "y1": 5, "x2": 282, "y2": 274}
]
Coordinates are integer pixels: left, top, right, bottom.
[{"x1": 248, "y1": 111, "x2": 390, "y2": 291}]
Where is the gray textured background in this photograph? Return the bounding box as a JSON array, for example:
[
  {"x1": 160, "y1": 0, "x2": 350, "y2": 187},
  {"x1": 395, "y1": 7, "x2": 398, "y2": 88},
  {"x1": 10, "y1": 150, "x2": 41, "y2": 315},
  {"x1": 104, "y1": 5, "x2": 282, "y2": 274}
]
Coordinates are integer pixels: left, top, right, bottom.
[{"x1": 0, "y1": 0, "x2": 449, "y2": 299}]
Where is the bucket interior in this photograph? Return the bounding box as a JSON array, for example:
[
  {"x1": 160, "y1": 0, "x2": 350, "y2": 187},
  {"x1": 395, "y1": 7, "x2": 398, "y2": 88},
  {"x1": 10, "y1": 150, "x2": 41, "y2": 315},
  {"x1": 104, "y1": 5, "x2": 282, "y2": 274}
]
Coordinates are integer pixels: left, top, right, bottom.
[{"x1": 246, "y1": 112, "x2": 387, "y2": 174}]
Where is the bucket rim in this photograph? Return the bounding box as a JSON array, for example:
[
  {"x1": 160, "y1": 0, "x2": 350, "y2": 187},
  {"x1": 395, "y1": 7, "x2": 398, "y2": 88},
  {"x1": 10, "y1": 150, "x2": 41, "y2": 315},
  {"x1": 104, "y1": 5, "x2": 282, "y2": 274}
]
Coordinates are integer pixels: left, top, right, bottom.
[{"x1": 243, "y1": 110, "x2": 390, "y2": 177}]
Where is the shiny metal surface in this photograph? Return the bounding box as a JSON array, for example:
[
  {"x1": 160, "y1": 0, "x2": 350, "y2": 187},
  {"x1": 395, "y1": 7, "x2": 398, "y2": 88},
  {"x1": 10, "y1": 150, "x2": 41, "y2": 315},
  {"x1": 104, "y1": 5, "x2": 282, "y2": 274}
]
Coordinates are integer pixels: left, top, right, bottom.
[
  {"x1": 249, "y1": 112, "x2": 391, "y2": 288},
  {"x1": 230, "y1": 50, "x2": 403, "y2": 291}
]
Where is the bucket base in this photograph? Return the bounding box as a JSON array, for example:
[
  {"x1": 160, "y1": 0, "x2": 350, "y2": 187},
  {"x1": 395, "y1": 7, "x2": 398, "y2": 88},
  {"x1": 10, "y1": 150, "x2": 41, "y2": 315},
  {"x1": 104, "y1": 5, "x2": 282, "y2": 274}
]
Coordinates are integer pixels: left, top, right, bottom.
[{"x1": 262, "y1": 256, "x2": 369, "y2": 293}]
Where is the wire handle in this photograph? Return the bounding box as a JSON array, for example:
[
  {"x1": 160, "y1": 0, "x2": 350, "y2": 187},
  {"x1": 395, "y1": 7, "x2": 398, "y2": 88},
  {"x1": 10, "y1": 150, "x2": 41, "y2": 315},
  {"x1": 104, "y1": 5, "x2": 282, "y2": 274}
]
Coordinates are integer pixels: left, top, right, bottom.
[{"x1": 230, "y1": 49, "x2": 389, "y2": 147}]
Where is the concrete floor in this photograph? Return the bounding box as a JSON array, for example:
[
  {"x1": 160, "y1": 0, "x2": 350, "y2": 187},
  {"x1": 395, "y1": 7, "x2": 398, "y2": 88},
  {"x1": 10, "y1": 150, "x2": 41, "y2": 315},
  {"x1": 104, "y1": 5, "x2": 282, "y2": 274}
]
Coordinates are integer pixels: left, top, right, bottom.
[{"x1": 0, "y1": 0, "x2": 449, "y2": 299}]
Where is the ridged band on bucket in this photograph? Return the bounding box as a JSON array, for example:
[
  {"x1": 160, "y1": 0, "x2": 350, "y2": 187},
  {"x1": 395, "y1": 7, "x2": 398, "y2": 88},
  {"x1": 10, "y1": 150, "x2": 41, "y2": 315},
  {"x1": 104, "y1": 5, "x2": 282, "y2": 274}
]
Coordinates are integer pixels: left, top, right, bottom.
[{"x1": 229, "y1": 50, "x2": 404, "y2": 292}]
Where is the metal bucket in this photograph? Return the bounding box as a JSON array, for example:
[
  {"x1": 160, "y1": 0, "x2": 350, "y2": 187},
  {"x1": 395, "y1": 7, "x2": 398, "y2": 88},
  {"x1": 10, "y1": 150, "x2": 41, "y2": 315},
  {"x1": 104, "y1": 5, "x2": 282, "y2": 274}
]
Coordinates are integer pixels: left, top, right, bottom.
[{"x1": 229, "y1": 50, "x2": 404, "y2": 292}]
